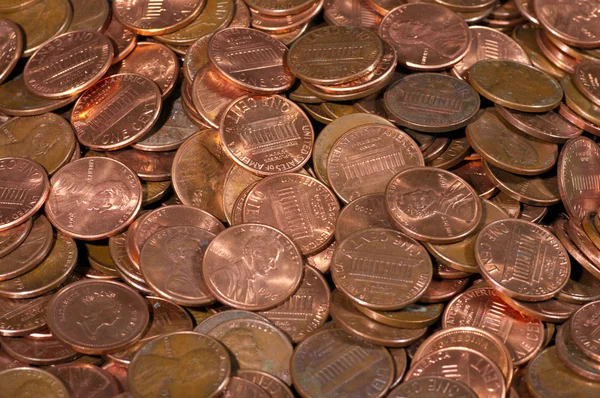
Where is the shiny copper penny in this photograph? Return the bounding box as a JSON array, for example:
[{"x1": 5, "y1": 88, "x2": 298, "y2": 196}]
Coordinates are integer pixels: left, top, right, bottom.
[
  {"x1": 575, "y1": 61, "x2": 600, "y2": 108},
  {"x1": 98, "y1": 148, "x2": 175, "y2": 182},
  {"x1": 466, "y1": 108, "x2": 558, "y2": 175},
  {"x1": 288, "y1": 25, "x2": 383, "y2": 85},
  {"x1": 556, "y1": 322, "x2": 600, "y2": 382},
  {"x1": 203, "y1": 223, "x2": 303, "y2": 311},
  {"x1": 208, "y1": 27, "x2": 294, "y2": 94},
  {"x1": 558, "y1": 136, "x2": 600, "y2": 221},
  {"x1": 427, "y1": 137, "x2": 471, "y2": 170},
  {"x1": 71, "y1": 74, "x2": 162, "y2": 151},
  {"x1": 534, "y1": 0, "x2": 600, "y2": 48},
  {"x1": 183, "y1": 34, "x2": 211, "y2": 84},
  {"x1": 566, "y1": 219, "x2": 600, "y2": 280},
  {"x1": 323, "y1": 0, "x2": 382, "y2": 30},
  {"x1": 0, "y1": 293, "x2": 53, "y2": 337},
  {"x1": 47, "y1": 364, "x2": 120, "y2": 398},
  {"x1": 242, "y1": 174, "x2": 339, "y2": 255},
  {"x1": 519, "y1": 203, "x2": 547, "y2": 222},
  {"x1": 0, "y1": 217, "x2": 31, "y2": 259},
  {"x1": 0, "y1": 367, "x2": 70, "y2": 397},
  {"x1": 1, "y1": 335, "x2": 80, "y2": 365},
  {"x1": 499, "y1": 293, "x2": 581, "y2": 322},
  {"x1": 0, "y1": 19, "x2": 21, "y2": 84},
  {"x1": 335, "y1": 193, "x2": 392, "y2": 242},
  {"x1": 536, "y1": 29, "x2": 579, "y2": 74},
  {"x1": 24, "y1": 31, "x2": 113, "y2": 99},
  {"x1": 570, "y1": 301, "x2": 600, "y2": 363},
  {"x1": 194, "y1": 309, "x2": 267, "y2": 334},
  {"x1": 251, "y1": 0, "x2": 324, "y2": 32},
  {"x1": 237, "y1": 370, "x2": 294, "y2": 398},
  {"x1": 0, "y1": 157, "x2": 49, "y2": 233},
  {"x1": 354, "y1": 300, "x2": 443, "y2": 329},
  {"x1": 306, "y1": 241, "x2": 335, "y2": 274},
  {"x1": 247, "y1": 0, "x2": 315, "y2": 15},
  {"x1": 104, "y1": 18, "x2": 138, "y2": 64},
  {"x1": 128, "y1": 331, "x2": 231, "y2": 398},
  {"x1": 365, "y1": 0, "x2": 404, "y2": 15},
  {"x1": 388, "y1": 376, "x2": 477, "y2": 398},
  {"x1": 46, "y1": 157, "x2": 142, "y2": 240},
  {"x1": 46, "y1": 280, "x2": 149, "y2": 355},
  {"x1": 291, "y1": 328, "x2": 394, "y2": 398},
  {"x1": 113, "y1": 0, "x2": 205, "y2": 36},
  {"x1": 222, "y1": 165, "x2": 262, "y2": 224},
  {"x1": 450, "y1": 160, "x2": 498, "y2": 199},
  {"x1": 420, "y1": 277, "x2": 469, "y2": 303},
  {"x1": 386, "y1": 166, "x2": 483, "y2": 244},
  {"x1": 443, "y1": 287, "x2": 544, "y2": 366},
  {"x1": 379, "y1": 3, "x2": 470, "y2": 71}
]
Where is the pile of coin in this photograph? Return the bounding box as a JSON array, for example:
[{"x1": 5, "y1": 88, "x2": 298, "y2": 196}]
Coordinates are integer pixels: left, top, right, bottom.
[{"x1": 2, "y1": 0, "x2": 600, "y2": 396}]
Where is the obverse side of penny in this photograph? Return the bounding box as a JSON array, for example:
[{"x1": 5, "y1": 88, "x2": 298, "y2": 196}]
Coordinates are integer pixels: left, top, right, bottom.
[
  {"x1": 237, "y1": 370, "x2": 294, "y2": 398},
  {"x1": 388, "y1": 376, "x2": 477, "y2": 398},
  {"x1": 534, "y1": 0, "x2": 600, "y2": 48},
  {"x1": 0, "y1": 74, "x2": 77, "y2": 117},
  {"x1": 113, "y1": 0, "x2": 205, "y2": 36},
  {"x1": 1, "y1": 336, "x2": 80, "y2": 365},
  {"x1": 335, "y1": 193, "x2": 392, "y2": 242},
  {"x1": 47, "y1": 364, "x2": 120, "y2": 398},
  {"x1": 385, "y1": 166, "x2": 482, "y2": 243},
  {"x1": 0, "y1": 19, "x2": 21, "y2": 84},
  {"x1": 379, "y1": 3, "x2": 470, "y2": 70},
  {"x1": 71, "y1": 74, "x2": 162, "y2": 151},
  {"x1": 0, "y1": 367, "x2": 69, "y2": 397},
  {"x1": 570, "y1": 301, "x2": 600, "y2": 363},
  {"x1": 575, "y1": 60, "x2": 600, "y2": 107}
]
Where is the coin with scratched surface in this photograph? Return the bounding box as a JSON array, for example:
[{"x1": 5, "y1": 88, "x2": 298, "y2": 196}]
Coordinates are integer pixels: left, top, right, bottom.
[
  {"x1": 0, "y1": 336, "x2": 80, "y2": 365},
  {"x1": 335, "y1": 193, "x2": 392, "y2": 242},
  {"x1": 113, "y1": 0, "x2": 205, "y2": 36},
  {"x1": 291, "y1": 328, "x2": 393, "y2": 398},
  {"x1": 46, "y1": 157, "x2": 142, "y2": 240},
  {"x1": 203, "y1": 223, "x2": 303, "y2": 311},
  {"x1": 237, "y1": 370, "x2": 294, "y2": 398},
  {"x1": 0, "y1": 367, "x2": 69, "y2": 397},
  {"x1": 242, "y1": 174, "x2": 339, "y2": 255},
  {"x1": 574, "y1": 60, "x2": 600, "y2": 107},
  {"x1": 379, "y1": 3, "x2": 470, "y2": 71},
  {"x1": 0, "y1": 217, "x2": 31, "y2": 260},
  {"x1": 128, "y1": 331, "x2": 230, "y2": 398},
  {"x1": 0, "y1": 157, "x2": 49, "y2": 232},
  {"x1": 388, "y1": 376, "x2": 477, "y2": 398},
  {"x1": 0, "y1": 19, "x2": 21, "y2": 85},
  {"x1": 534, "y1": 0, "x2": 600, "y2": 48},
  {"x1": 71, "y1": 74, "x2": 162, "y2": 151},
  {"x1": 47, "y1": 364, "x2": 120, "y2": 398},
  {"x1": 569, "y1": 301, "x2": 600, "y2": 363},
  {"x1": 46, "y1": 280, "x2": 149, "y2": 355},
  {"x1": 24, "y1": 31, "x2": 113, "y2": 99},
  {"x1": 385, "y1": 166, "x2": 482, "y2": 243}
]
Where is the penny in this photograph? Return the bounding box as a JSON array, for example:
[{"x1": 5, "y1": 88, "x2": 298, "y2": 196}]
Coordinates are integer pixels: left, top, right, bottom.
[
  {"x1": 47, "y1": 364, "x2": 120, "y2": 398},
  {"x1": 121, "y1": 213, "x2": 149, "y2": 271},
  {"x1": 556, "y1": 322, "x2": 600, "y2": 382},
  {"x1": 86, "y1": 240, "x2": 118, "y2": 277},
  {"x1": 291, "y1": 328, "x2": 393, "y2": 398},
  {"x1": 290, "y1": 82, "x2": 325, "y2": 104},
  {"x1": 299, "y1": 103, "x2": 333, "y2": 124},
  {"x1": 0, "y1": 217, "x2": 31, "y2": 259},
  {"x1": 443, "y1": 287, "x2": 544, "y2": 366},
  {"x1": 71, "y1": 74, "x2": 162, "y2": 151},
  {"x1": 388, "y1": 376, "x2": 478, "y2": 398},
  {"x1": 519, "y1": 204, "x2": 548, "y2": 223},
  {"x1": 545, "y1": 31, "x2": 600, "y2": 63},
  {"x1": 0, "y1": 0, "x2": 72, "y2": 57},
  {"x1": 466, "y1": 108, "x2": 558, "y2": 175},
  {"x1": 557, "y1": 136, "x2": 600, "y2": 221},
  {"x1": 204, "y1": 223, "x2": 303, "y2": 310},
  {"x1": 0, "y1": 0, "x2": 41, "y2": 12},
  {"x1": 0, "y1": 293, "x2": 53, "y2": 336},
  {"x1": 68, "y1": 0, "x2": 110, "y2": 32},
  {"x1": 421, "y1": 137, "x2": 451, "y2": 163},
  {"x1": 0, "y1": 232, "x2": 77, "y2": 299},
  {"x1": 183, "y1": 34, "x2": 211, "y2": 84},
  {"x1": 433, "y1": 260, "x2": 473, "y2": 280},
  {"x1": 420, "y1": 278, "x2": 469, "y2": 303},
  {"x1": 559, "y1": 103, "x2": 600, "y2": 137},
  {"x1": 321, "y1": 102, "x2": 358, "y2": 119},
  {"x1": 583, "y1": 213, "x2": 600, "y2": 250},
  {"x1": 1, "y1": 336, "x2": 80, "y2": 365},
  {"x1": 526, "y1": 347, "x2": 600, "y2": 398},
  {"x1": 46, "y1": 157, "x2": 142, "y2": 240},
  {"x1": 512, "y1": 23, "x2": 566, "y2": 80},
  {"x1": 246, "y1": 0, "x2": 315, "y2": 15},
  {"x1": 237, "y1": 370, "x2": 294, "y2": 398},
  {"x1": 558, "y1": 258, "x2": 600, "y2": 304},
  {"x1": 194, "y1": 309, "x2": 267, "y2": 334},
  {"x1": 0, "y1": 74, "x2": 77, "y2": 117},
  {"x1": 385, "y1": 166, "x2": 483, "y2": 244},
  {"x1": 426, "y1": 137, "x2": 471, "y2": 170},
  {"x1": 379, "y1": 3, "x2": 470, "y2": 70},
  {"x1": 386, "y1": 348, "x2": 406, "y2": 389},
  {"x1": 535, "y1": 0, "x2": 600, "y2": 48},
  {"x1": 231, "y1": 183, "x2": 256, "y2": 225},
  {"x1": 113, "y1": 0, "x2": 205, "y2": 36},
  {"x1": 536, "y1": 30, "x2": 579, "y2": 74},
  {"x1": 230, "y1": 0, "x2": 251, "y2": 28},
  {"x1": 327, "y1": 124, "x2": 423, "y2": 203},
  {"x1": 405, "y1": 347, "x2": 506, "y2": 398},
  {"x1": 354, "y1": 301, "x2": 444, "y2": 329},
  {"x1": 97, "y1": 148, "x2": 175, "y2": 182},
  {"x1": 222, "y1": 377, "x2": 270, "y2": 398},
  {"x1": 499, "y1": 293, "x2": 580, "y2": 322},
  {"x1": 0, "y1": 19, "x2": 21, "y2": 84},
  {"x1": 305, "y1": 241, "x2": 335, "y2": 274},
  {"x1": 483, "y1": 162, "x2": 561, "y2": 206},
  {"x1": 562, "y1": 75, "x2": 600, "y2": 127},
  {"x1": 365, "y1": 0, "x2": 404, "y2": 15},
  {"x1": 435, "y1": 0, "x2": 497, "y2": 11},
  {"x1": 251, "y1": 0, "x2": 324, "y2": 32},
  {"x1": 101, "y1": 361, "x2": 128, "y2": 392},
  {"x1": 171, "y1": 129, "x2": 233, "y2": 221},
  {"x1": 159, "y1": 0, "x2": 234, "y2": 44},
  {"x1": 566, "y1": 219, "x2": 600, "y2": 279},
  {"x1": 0, "y1": 367, "x2": 69, "y2": 397},
  {"x1": 104, "y1": 18, "x2": 138, "y2": 64},
  {"x1": 323, "y1": 0, "x2": 381, "y2": 30},
  {"x1": 335, "y1": 193, "x2": 392, "y2": 242},
  {"x1": 0, "y1": 113, "x2": 76, "y2": 175},
  {"x1": 570, "y1": 301, "x2": 600, "y2": 363},
  {"x1": 288, "y1": 25, "x2": 383, "y2": 85},
  {"x1": 111, "y1": 42, "x2": 179, "y2": 98},
  {"x1": 128, "y1": 331, "x2": 231, "y2": 398},
  {"x1": 450, "y1": 160, "x2": 498, "y2": 199},
  {"x1": 222, "y1": 165, "x2": 262, "y2": 224},
  {"x1": 0, "y1": 347, "x2": 27, "y2": 370}
]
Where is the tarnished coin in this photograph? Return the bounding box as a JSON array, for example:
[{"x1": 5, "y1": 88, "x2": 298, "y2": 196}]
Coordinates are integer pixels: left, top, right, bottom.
[
  {"x1": 332, "y1": 228, "x2": 432, "y2": 310},
  {"x1": 246, "y1": 0, "x2": 315, "y2": 15},
  {"x1": 561, "y1": 75, "x2": 600, "y2": 128},
  {"x1": 450, "y1": 160, "x2": 498, "y2": 199},
  {"x1": 288, "y1": 25, "x2": 383, "y2": 85},
  {"x1": 556, "y1": 322, "x2": 600, "y2": 382},
  {"x1": 335, "y1": 193, "x2": 392, "y2": 242},
  {"x1": 385, "y1": 166, "x2": 483, "y2": 244},
  {"x1": 558, "y1": 136, "x2": 600, "y2": 221},
  {"x1": 222, "y1": 165, "x2": 262, "y2": 224},
  {"x1": 566, "y1": 219, "x2": 600, "y2": 280},
  {"x1": 469, "y1": 59, "x2": 563, "y2": 112},
  {"x1": 574, "y1": 60, "x2": 600, "y2": 107},
  {"x1": 443, "y1": 287, "x2": 544, "y2": 365},
  {"x1": 354, "y1": 300, "x2": 443, "y2": 329},
  {"x1": 222, "y1": 377, "x2": 270, "y2": 398},
  {"x1": 237, "y1": 370, "x2": 294, "y2": 398},
  {"x1": 194, "y1": 310, "x2": 267, "y2": 334},
  {"x1": 71, "y1": 74, "x2": 162, "y2": 151},
  {"x1": 91, "y1": 148, "x2": 175, "y2": 182},
  {"x1": 388, "y1": 376, "x2": 477, "y2": 398},
  {"x1": 466, "y1": 108, "x2": 558, "y2": 175},
  {"x1": 0, "y1": 114, "x2": 76, "y2": 175},
  {"x1": 0, "y1": 217, "x2": 31, "y2": 259},
  {"x1": 203, "y1": 223, "x2": 303, "y2": 311},
  {"x1": 242, "y1": 174, "x2": 339, "y2": 255},
  {"x1": 379, "y1": 3, "x2": 470, "y2": 71},
  {"x1": 1, "y1": 336, "x2": 80, "y2": 365},
  {"x1": 0, "y1": 74, "x2": 77, "y2": 117},
  {"x1": 46, "y1": 157, "x2": 142, "y2": 240},
  {"x1": 0, "y1": 347, "x2": 27, "y2": 370},
  {"x1": 24, "y1": 31, "x2": 113, "y2": 99},
  {"x1": 184, "y1": 34, "x2": 211, "y2": 84},
  {"x1": 251, "y1": 0, "x2": 324, "y2": 33},
  {"x1": 384, "y1": 74, "x2": 480, "y2": 133},
  {"x1": 534, "y1": 0, "x2": 600, "y2": 48},
  {"x1": 291, "y1": 329, "x2": 394, "y2": 398},
  {"x1": 513, "y1": 24, "x2": 567, "y2": 80},
  {"x1": 128, "y1": 331, "x2": 231, "y2": 398},
  {"x1": 0, "y1": 293, "x2": 53, "y2": 337},
  {"x1": 47, "y1": 364, "x2": 120, "y2": 398},
  {"x1": 0, "y1": 19, "x2": 21, "y2": 84},
  {"x1": 0, "y1": 0, "x2": 41, "y2": 13},
  {"x1": 0, "y1": 367, "x2": 69, "y2": 397},
  {"x1": 570, "y1": 301, "x2": 600, "y2": 363},
  {"x1": 327, "y1": 124, "x2": 423, "y2": 203},
  {"x1": 68, "y1": 0, "x2": 110, "y2": 32},
  {"x1": 113, "y1": 0, "x2": 205, "y2": 36}
]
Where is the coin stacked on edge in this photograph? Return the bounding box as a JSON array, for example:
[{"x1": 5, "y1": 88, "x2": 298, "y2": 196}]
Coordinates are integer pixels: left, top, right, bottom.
[{"x1": 1, "y1": 0, "x2": 600, "y2": 397}]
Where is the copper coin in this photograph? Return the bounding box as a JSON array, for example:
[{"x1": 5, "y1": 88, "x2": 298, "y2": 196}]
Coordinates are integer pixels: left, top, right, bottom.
[
  {"x1": 1, "y1": 336, "x2": 80, "y2": 365},
  {"x1": 0, "y1": 0, "x2": 41, "y2": 13},
  {"x1": 251, "y1": 0, "x2": 324, "y2": 32},
  {"x1": 111, "y1": 42, "x2": 179, "y2": 98},
  {"x1": 123, "y1": 211, "x2": 151, "y2": 271},
  {"x1": 194, "y1": 309, "x2": 268, "y2": 334},
  {"x1": 561, "y1": 75, "x2": 600, "y2": 130},
  {"x1": 387, "y1": 347, "x2": 407, "y2": 389},
  {"x1": 469, "y1": 59, "x2": 563, "y2": 112},
  {"x1": 104, "y1": 18, "x2": 138, "y2": 64},
  {"x1": 98, "y1": 148, "x2": 175, "y2": 182},
  {"x1": 443, "y1": 287, "x2": 544, "y2": 366},
  {"x1": 405, "y1": 347, "x2": 506, "y2": 398},
  {"x1": 583, "y1": 213, "x2": 600, "y2": 250},
  {"x1": 566, "y1": 219, "x2": 600, "y2": 279},
  {"x1": 323, "y1": 0, "x2": 382, "y2": 30},
  {"x1": 536, "y1": 29, "x2": 579, "y2": 74},
  {"x1": 436, "y1": 0, "x2": 497, "y2": 11},
  {"x1": 242, "y1": 174, "x2": 339, "y2": 255},
  {"x1": 556, "y1": 322, "x2": 600, "y2": 382},
  {"x1": 466, "y1": 108, "x2": 558, "y2": 175},
  {"x1": 46, "y1": 157, "x2": 142, "y2": 240},
  {"x1": 46, "y1": 280, "x2": 149, "y2": 355},
  {"x1": 259, "y1": 265, "x2": 330, "y2": 343},
  {"x1": 246, "y1": 0, "x2": 315, "y2": 15},
  {"x1": 237, "y1": 370, "x2": 294, "y2": 398},
  {"x1": 558, "y1": 256, "x2": 600, "y2": 305},
  {"x1": 101, "y1": 361, "x2": 128, "y2": 392},
  {"x1": 388, "y1": 376, "x2": 477, "y2": 398},
  {"x1": 230, "y1": 0, "x2": 251, "y2": 28},
  {"x1": 421, "y1": 137, "x2": 451, "y2": 163},
  {"x1": 365, "y1": 0, "x2": 404, "y2": 15},
  {"x1": 426, "y1": 137, "x2": 471, "y2": 170},
  {"x1": 518, "y1": 204, "x2": 548, "y2": 223},
  {"x1": 71, "y1": 74, "x2": 162, "y2": 151},
  {"x1": 534, "y1": 0, "x2": 600, "y2": 48},
  {"x1": 0, "y1": 157, "x2": 49, "y2": 233},
  {"x1": 433, "y1": 260, "x2": 472, "y2": 280},
  {"x1": 47, "y1": 364, "x2": 120, "y2": 398},
  {"x1": 332, "y1": 228, "x2": 432, "y2": 310},
  {"x1": 306, "y1": 241, "x2": 335, "y2": 274},
  {"x1": 113, "y1": 0, "x2": 205, "y2": 36},
  {"x1": 450, "y1": 160, "x2": 498, "y2": 199},
  {"x1": 496, "y1": 104, "x2": 582, "y2": 144},
  {"x1": 0, "y1": 347, "x2": 27, "y2": 371},
  {"x1": 67, "y1": 0, "x2": 110, "y2": 32},
  {"x1": 222, "y1": 165, "x2": 262, "y2": 224},
  {"x1": 420, "y1": 277, "x2": 469, "y2": 303},
  {"x1": 288, "y1": 25, "x2": 383, "y2": 85},
  {"x1": 183, "y1": 34, "x2": 211, "y2": 84},
  {"x1": 203, "y1": 223, "x2": 303, "y2": 311},
  {"x1": 0, "y1": 293, "x2": 53, "y2": 337},
  {"x1": 570, "y1": 301, "x2": 600, "y2": 363},
  {"x1": 379, "y1": 3, "x2": 470, "y2": 71},
  {"x1": 291, "y1": 328, "x2": 394, "y2": 398},
  {"x1": 208, "y1": 27, "x2": 294, "y2": 94},
  {"x1": 0, "y1": 367, "x2": 70, "y2": 397},
  {"x1": 231, "y1": 183, "x2": 256, "y2": 225},
  {"x1": 544, "y1": 29, "x2": 600, "y2": 62},
  {"x1": 335, "y1": 193, "x2": 392, "y2": 242},
  {"x1": 559, "y1": 102, "x2": 600, "y2": 136},
  {"x1": 24, "y1": 31, "x2": 113, "y2": 99},
  {"x1": 499, "y1": 293, "x2": 580, "y2": 322},
  {"x1": 0, "y1": 19, "x2": 21, "y2": 85},
  {"x1": 221, "y1": 377, "x2": 269, "y2": 398},
  {"x1": 574, "y1": 60, "x2": 600, "y2": 107},
  {"x1": 327, "y1": 124, "x2": 424, "y2": 203},
  {"x1": 385, "y1": 166, "x2": 483, "y2": 244},
  {"x1": 0, "y1": 216, "x2": 31, "y2": 259},
  {"x1": 354, "y1": 300, "x2": 443, "y2": 329},
  {"x1": 128, "y1": 331, "x2": 231, "y2": 398},
  {"x1": 558, "y1": 136, "x2": 600, "y2": 221}
]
